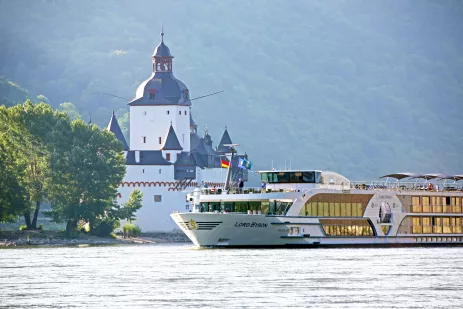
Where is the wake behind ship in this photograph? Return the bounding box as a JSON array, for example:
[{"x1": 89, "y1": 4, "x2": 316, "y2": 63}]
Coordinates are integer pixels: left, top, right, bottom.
[{"x1": 171, "y1": 170, "x2": 463, "y2": 247}]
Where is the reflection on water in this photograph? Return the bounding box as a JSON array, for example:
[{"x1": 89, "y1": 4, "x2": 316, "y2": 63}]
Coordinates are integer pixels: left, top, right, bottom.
[{"x1": 1, "y1": 244, "x2": 463, "y2": 308}]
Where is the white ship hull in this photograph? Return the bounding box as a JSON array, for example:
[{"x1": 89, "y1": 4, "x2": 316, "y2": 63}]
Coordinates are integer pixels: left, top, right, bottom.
[{"x1": 171, "y1": 212, "x2": 463, "y2": 247}]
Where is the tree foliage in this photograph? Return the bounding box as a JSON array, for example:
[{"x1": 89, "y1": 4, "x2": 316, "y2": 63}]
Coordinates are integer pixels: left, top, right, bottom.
[{"x1": 0, "y1": 101, "x2": 126, "y2": 238}]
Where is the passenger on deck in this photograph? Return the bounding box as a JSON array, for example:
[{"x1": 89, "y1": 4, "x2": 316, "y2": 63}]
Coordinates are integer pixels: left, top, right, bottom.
[
  {"x1": 238, "y1": 178, "x2": 244, "y2": 193},
  {"x1": 211, "y1": 186, "x2": 216, "y2": 194},
  {"x1": 261, "y1": 180, "x2": 267, "y2": 192}
]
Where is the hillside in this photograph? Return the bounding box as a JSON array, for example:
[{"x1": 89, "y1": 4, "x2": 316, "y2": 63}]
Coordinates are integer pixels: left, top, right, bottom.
[{"x1": 0, "y1": 0, "x2": 462, "y2": 180}]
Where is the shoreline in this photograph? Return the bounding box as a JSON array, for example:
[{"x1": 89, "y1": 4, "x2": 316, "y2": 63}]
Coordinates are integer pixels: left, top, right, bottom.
[{"x1": 0, "y1": 231, "x2": 191, "y2": 248}]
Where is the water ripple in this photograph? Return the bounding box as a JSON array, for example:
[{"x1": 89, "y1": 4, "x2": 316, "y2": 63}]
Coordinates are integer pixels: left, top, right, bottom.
[{"x1": 1, "y1": 244, "x2": 463, "y2": 308}]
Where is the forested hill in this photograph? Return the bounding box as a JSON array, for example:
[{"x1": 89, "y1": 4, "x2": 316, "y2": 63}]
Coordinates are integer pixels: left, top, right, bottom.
[{"x1": 0, "y1": 0, "x2": 462, "y2": 180}]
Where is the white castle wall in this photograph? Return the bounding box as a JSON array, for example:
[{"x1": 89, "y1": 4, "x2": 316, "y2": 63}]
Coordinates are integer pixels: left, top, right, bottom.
[
  {"x1": 118, "y1": 165, "x2": 227, "y2": 232},
  {"x1": 130, "y1": 105, "x2": 190, "y2": 151}
]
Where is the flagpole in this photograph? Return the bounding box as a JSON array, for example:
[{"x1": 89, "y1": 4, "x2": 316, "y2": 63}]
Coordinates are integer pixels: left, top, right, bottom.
[{"x1": 224, "y1": 144, "x2": 240, "y2": 191}]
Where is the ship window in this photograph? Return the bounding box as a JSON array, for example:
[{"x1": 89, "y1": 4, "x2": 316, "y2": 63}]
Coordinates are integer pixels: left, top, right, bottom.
[
  {"x1": 302, "y1": 172, "x2": 315, "y2": 183},
  {"x1": 154, "y1": 195, "x2": 162, "y2": 202},
  {"x1": 320, "y1": 219, "x2": 374, "y2": 236},
  {"x1": 262, "y1": 171, "x2": 320, "y2": 184}
]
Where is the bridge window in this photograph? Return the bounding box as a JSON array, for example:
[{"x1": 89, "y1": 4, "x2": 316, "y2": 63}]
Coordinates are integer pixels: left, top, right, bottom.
[{"x1": 261, "y1": 171, "x2": 321, "y2": 184}]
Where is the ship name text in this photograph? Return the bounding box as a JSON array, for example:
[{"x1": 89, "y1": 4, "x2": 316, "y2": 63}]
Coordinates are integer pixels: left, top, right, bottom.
[{"x1": 234, "y1": 222, "x2": 268, "y2": 228}]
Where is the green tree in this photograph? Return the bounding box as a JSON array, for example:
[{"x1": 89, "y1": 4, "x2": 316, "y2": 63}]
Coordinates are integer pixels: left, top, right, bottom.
[
  {"x1": 46, "y1": 119, "x2": 126, "y2": 238},
  {"x1": 120, "y1": 189, "x2": 143, "y2": 223},
  {"x1": 0, "y1": 106, "x2": 28, "y2": 222},
  {"x1": 7, "y1": 101, "x2": 64, "y2": 229}
]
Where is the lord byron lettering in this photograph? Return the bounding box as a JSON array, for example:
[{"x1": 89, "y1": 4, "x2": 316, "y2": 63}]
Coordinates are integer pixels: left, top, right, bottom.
[{"x1": 234, "y1": 222, "x2": 268, "y2": 228}]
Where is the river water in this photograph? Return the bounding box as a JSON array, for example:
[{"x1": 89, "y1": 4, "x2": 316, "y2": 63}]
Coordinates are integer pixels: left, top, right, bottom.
[{"x1": 1, "y1": 244, "x2": 462, "y2": 309}]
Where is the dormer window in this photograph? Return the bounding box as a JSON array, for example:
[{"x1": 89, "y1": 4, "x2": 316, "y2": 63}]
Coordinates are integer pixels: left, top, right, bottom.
[
  {"x1": 166, "y1": 153, "x2": 171, "y2": 161},
  {"x1": 148, "y1": 89, "x2": 156, "y2": 100}
]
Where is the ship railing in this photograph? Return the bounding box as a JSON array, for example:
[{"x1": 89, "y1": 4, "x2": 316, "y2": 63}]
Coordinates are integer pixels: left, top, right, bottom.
[
  {"x1": 350, "y1": 181, "x2": 463, "y2": 192},
  {"x1": 201, "y1": 187, "x2": 302, "y2": 195}
]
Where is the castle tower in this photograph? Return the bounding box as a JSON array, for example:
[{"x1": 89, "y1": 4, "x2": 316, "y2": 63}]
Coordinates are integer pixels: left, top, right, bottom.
[{"x1": 128, "y1": 31, "x2": 191, "y2": 152}]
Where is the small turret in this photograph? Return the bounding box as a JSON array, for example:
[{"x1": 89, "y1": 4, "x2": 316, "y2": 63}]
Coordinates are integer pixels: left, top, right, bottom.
[
  {"x1": 217, "y1": 127, "x2": 233, "y2": 153},
  {"x1": 161, "y1": 123, "x2": 183, "y2": 151},
  {"x1": 107, "y1": 111, "x2": 129, "y2": 150}
]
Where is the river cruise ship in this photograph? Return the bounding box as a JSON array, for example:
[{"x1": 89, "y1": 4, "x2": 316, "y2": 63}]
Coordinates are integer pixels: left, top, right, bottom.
[{"x1": 171, "y1": 170, "x2": 463, "y2": 247}]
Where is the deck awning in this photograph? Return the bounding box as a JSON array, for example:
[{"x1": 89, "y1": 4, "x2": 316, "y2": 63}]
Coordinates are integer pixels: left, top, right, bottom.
[
  {"x1": 439, "y1": 175, "x2": 463, "y2": 181},
  {"x1": 413, "y1": 173, "x2": 447, "y2": 180},
  {"x1": 379, "y1": 173, "x2": 420, "y2": 180}
]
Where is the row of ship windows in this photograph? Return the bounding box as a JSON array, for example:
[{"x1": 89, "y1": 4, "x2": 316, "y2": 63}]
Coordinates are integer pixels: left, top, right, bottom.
[
  {"x1": 143, "y1": 110, "x2": 188, "y2": 115},
  {"x1": 412, "y1": 205, "x2": 463, "y2": 213},
  {"x1": 415, "y1": 237, "x2": 463, "y2": 243},
  {"x1": 302, "y1": 202, "x2": 365, "y2": 217},
  {"x1": 321, "y1": 225, "x2": 374, "y2": 236},
  {"x1": 199, "y1": 201, "x2": 292, "y2": 215},
  {"x1": 411, "y1": 216, "x2": 463, "y2": 234},
  {"x1": 412, "y1": 196, "x2": 461, "y2": 206}
]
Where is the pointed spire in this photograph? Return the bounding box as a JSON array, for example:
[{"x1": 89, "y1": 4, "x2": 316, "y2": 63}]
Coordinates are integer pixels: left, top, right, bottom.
[
  {"x1": 161, "y1": 124, "x2": 183, "y2": 150},
  {"x1": 217, "y1": 127, "x2": 233, "y2": 153},
  {"x1": 106, "y1": 112, "x2": 129, "y2": 150}
]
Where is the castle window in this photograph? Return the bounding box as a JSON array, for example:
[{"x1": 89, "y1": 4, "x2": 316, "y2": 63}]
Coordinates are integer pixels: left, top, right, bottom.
[
  {"x1": 159, "y1": 169, "x2": 162, "y2": 174},
  {"x1": 159, "y1": 137, "x2": 162, "y2": 144},
  {"x1": 142, "y1": 169, "x2": 145, "y2": 173},
  {"x1": 166, "y1": 153, "x2": 171, "y2": 161},
  {"x1": 143, "y1": 111, "x2": 147, "y2": 115},
  {"x1": 142, "y1": 136, "x2": 146, "y2": 143},
  {"x1": 154, "y1": 195, "x2": 162, "y2": 202},
  {"x1": 179, "y1": 111, "x2": 181, "y2": 115},
  {"x1": 167, "y1": 110, "x2": 170, "y2": 115},
  {"x1": 184, "y1": 110, "x2": 187, "y2": 115}
]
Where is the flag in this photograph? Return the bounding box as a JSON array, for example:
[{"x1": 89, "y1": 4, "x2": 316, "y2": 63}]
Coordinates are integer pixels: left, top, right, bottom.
[
  {"x1": 221, "y1": 159, "x2": 230, "y2": 168},
  {"x1": 238, "y1": 158, "x2": 252, "y2": 170}
]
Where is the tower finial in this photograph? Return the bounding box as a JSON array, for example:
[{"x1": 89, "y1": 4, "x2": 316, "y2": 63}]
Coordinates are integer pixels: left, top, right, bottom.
[
  {"x1": 112, "y1": 110, "x2": 115, "y2": 116},
  {"x1": 161, "y1": 26, "x2": 164, "y2": 43},
  {"x1": 170, "y1": 120, "x2": 172, "y2": 125}
]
